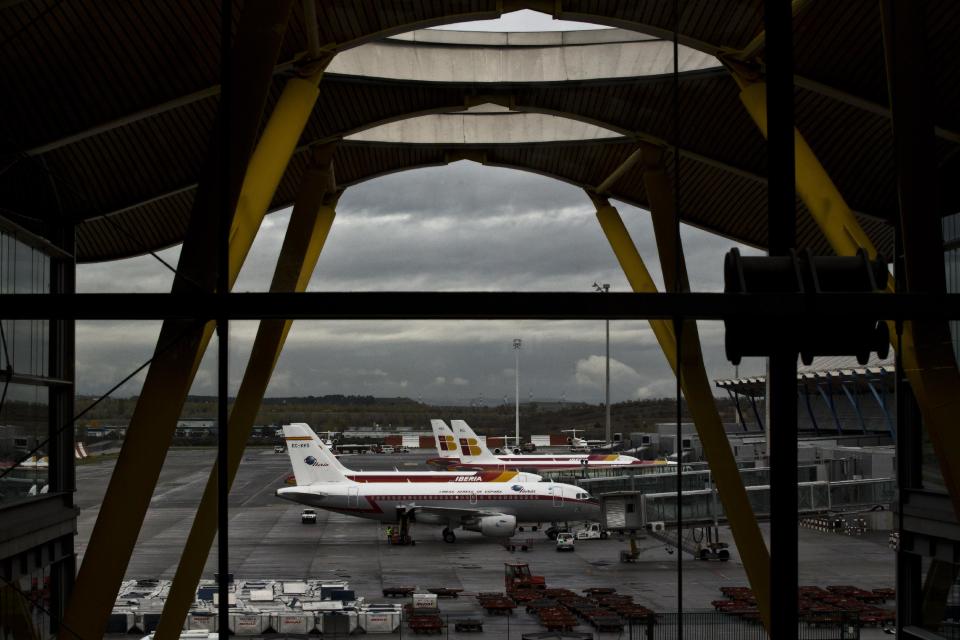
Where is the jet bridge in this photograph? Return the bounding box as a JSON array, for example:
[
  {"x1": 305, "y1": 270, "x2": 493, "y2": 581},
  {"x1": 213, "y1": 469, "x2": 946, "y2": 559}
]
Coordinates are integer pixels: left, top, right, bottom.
[{"x1": 601, "y1": 477, "x2": 895, "y2": 531}]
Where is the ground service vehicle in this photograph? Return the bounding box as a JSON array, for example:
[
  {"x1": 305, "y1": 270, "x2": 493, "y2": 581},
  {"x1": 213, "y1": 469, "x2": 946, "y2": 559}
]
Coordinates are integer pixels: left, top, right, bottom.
[
  {"x1": 274, "y1": 445, "x2": 285, "y2": 453},
  {"x1": 556, "y1": 532, "x2": 576, "y2": 551},
  {"x1": 301, "y1": 508, "x2": 317, "y2": 524},
  {"x1": 504, "y1": 562, "x2": 545, "y2": 592},
  {"x1": 575, "y1": 523, "x2": 609, "y2": 540}
]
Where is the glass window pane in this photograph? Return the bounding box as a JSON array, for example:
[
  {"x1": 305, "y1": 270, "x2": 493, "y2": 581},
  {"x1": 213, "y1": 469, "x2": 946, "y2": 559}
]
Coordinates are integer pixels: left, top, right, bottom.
[{"x1": 0, "y1": 383, "x2": 50, "y2": 505}]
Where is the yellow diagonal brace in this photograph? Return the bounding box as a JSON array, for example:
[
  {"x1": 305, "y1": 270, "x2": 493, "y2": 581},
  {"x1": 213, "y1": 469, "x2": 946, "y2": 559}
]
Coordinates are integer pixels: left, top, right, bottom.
[
  {"x1": 590, "y1": 193, "x2": 772, "y2": 631},
  {"x1": 155, "y1": 148, "x2": 339, "y2": 639},
  {"x1": 1, "y1": 584, "x2": 40, "y2": 640},
  {"x1": 637, "y1": 143, "x2": 690, "y2": 293},
  {"x1": 228, "y1": 72, "x2": 325, "y2": 288},
  {"x1": 62, "y1": 48, "x2": 325, "y2": 640},
  {"x1": 736, "y1": 75, "x2": 960, "y2": 521}
]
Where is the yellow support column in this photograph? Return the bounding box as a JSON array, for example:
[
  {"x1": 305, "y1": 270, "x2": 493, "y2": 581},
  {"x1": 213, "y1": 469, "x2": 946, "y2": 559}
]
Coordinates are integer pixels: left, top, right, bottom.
[
  {"x1": 635, "y1": 143, "x2": 690, "y2": 292},
  {"x1": 1, "y1": 584, "x2": 39, "y2": 640},
  {"x1": 734, "y1": 72, "x2": 960, "y2": 520},
  {"x1": 155, "y1": 147, "x2": 340, "y2": 639},
  {"x1": 589, "y1": 192, "x2": 772, "y2": 631},
  {"x1": 61, "y1": 32, "x2": 327, "y2": 640}
]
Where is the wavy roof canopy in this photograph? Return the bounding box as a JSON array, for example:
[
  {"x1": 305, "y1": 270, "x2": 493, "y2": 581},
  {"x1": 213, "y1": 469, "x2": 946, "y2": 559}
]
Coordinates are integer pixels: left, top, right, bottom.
[{"x1": 1, "y1": 1, "x2": 957, "y2": 262}]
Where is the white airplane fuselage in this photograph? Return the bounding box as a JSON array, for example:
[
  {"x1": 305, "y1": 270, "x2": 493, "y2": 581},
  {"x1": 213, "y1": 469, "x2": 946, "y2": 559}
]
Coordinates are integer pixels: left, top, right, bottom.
[
  {"x1": 276, "y1": 480, "x2": 599, "y2": 525},
  {"x1": 427, "y1": 454, "x2": 661, "y2": 471}
]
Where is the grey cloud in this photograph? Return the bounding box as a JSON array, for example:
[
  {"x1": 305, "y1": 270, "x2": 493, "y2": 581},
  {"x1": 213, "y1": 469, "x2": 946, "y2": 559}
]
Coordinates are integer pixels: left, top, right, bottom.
[{"x1": 74, "y1": 162, "x2": 765, "y2": 402}]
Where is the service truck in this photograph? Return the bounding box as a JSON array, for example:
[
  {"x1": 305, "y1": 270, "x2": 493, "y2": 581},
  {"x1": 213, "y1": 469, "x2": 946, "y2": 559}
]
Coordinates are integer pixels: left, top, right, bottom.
[{"x1": 574, "y1": 523, "x2": 609, "y2": 540}]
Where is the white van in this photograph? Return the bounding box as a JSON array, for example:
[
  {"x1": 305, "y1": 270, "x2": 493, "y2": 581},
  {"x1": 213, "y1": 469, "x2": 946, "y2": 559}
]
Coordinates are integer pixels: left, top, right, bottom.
[{"x1": 556, "y1": 532, "x2": 576, "y2": 552}]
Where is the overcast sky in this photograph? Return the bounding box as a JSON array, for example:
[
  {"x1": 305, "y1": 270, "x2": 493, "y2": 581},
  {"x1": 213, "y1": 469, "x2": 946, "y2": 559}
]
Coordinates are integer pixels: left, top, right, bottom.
[
  {"x1": 73, "y1": 10, "x2": 766, "y2": 405},
  {"x1": 76, "y1": 161, "x2": 765, "y2": 404}
]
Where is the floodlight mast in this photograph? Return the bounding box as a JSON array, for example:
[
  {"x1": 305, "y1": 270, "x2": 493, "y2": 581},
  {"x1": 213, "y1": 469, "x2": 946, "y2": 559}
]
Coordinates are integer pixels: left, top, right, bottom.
[
  {"x1": 513, "y1": 338, "x2": 522, "y2": 448},
  {"x1": 593, "y1": 282, "x2": 611, "y2": 444}
]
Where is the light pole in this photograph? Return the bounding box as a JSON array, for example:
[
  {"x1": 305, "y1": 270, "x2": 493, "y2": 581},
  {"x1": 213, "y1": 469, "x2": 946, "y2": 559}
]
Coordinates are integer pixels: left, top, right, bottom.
[
  {"x1": 593, "y1": 282, "x2": 611, "y2": 444},
  {"x1": 513, "y1": 338, "x2": 522, "y2": 447}
]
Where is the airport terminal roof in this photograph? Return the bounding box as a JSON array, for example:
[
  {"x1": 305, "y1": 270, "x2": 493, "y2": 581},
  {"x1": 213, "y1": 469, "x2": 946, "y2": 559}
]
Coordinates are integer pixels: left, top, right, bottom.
[
  {"x1": 1, "y1": 1, "x2": 958, "y2": 262},
  {"x1": 715, "y1": 354, "x2": 896, "y2": 395}
]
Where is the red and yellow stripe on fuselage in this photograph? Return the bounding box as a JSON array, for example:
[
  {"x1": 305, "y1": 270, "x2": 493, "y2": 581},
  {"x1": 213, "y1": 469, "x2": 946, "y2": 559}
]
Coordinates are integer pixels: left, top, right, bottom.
[{"x1": 345, "y1": 470, "x2": 519, "y2": 483}]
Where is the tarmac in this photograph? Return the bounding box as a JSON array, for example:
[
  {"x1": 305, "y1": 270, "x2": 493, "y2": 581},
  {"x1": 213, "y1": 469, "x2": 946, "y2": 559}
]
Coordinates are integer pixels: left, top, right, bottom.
[{"x1": 77, "y1": 448, "x2": 896, "y2": 638}]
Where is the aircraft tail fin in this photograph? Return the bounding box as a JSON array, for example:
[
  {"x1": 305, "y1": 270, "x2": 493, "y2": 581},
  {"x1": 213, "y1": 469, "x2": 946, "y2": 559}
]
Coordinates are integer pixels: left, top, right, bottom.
[
  {"x1": 430, "y1": 419, "x2": 460, "y2": 458},
  {"x1": 450, "y1": 420, "x2": 499, "y2": 463},
  {"x1": 282, "y1": 423, "x2": 351, "y2": 485}
]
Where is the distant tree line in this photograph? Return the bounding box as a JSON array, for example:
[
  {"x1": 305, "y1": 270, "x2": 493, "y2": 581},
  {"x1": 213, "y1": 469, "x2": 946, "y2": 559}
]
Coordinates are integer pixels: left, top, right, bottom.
[{"x1": 74, "y1": 394, "x2": 745, "y2": 441}]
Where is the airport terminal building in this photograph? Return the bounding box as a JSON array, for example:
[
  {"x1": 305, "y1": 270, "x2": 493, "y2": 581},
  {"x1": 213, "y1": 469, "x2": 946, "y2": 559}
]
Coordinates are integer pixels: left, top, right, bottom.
[{"x1": 1, "y1": 2, "x2": 959, "y2": 639}]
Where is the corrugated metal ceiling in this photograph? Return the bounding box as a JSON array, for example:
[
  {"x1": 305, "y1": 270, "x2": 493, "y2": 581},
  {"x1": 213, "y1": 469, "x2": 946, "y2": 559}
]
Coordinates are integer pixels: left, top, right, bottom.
[{"x1": 0, "y1": 0, "x2": 955, "y2": 262}]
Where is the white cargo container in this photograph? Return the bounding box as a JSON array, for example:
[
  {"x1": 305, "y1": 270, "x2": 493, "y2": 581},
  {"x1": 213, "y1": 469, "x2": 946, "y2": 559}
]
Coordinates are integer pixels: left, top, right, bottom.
[
  {"x1": 187, "y1": 612, "x2": 217, "y2": 632},
  {"x1": 360, "y1": 611, "x2": 401, "y2": 633},
  {"x1": 272, "y1": 612, "x2": 315, "y2": 634},
  {"x1": 301, "y1": 600, "x2": 344, "y2": 612},
  {"x1": 229, "y1": 613, "x2": 266, "y2": 635},
  {"x1": 282, "y1": 581, "x2": 308, "y2": 595},
  {"x1": 248, "y1": 589, "x2": 274, "y2": 602},
  {"x1": 412, "y1": 593, "x2": 438, "y2": 609}
]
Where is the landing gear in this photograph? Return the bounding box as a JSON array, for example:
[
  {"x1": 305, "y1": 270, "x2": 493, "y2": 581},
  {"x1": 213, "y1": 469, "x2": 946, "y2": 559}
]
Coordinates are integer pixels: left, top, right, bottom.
[
  {"x1": 545, "y1": 527, "x2": 558, "y2": 541},
  {"x1": 443, "y1": 528, "x2": 457, "y2": 543}
]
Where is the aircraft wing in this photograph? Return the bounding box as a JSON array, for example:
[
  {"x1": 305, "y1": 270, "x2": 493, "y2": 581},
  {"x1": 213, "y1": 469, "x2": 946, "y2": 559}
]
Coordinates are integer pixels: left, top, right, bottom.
[{"x1": 405, "y1": 504, "x2": 503, "y2": 524}]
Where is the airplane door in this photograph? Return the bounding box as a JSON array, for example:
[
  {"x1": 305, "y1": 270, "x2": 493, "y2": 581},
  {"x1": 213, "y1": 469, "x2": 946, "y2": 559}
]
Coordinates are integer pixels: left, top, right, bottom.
[
  {"x1": 551, "y1": 486, "x2": 562, "y2": 507},
  {"x1": 348, "y1": 486, "x2": 360, "y2": 508},
  {"x1": 470, "y1": 491, "x2": 478, "y2": 505}
]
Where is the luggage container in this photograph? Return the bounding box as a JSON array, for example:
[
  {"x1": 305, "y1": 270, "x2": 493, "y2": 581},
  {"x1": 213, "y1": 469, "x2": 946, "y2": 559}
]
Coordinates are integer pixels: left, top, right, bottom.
[
  {"x1": 360, "y1": 610, "x2": 402, "y2": 633},
  {"x1": 248, "y1": 589, "x2": 274, "y2": 603},
  {"x1": 320, "y1": 581, "x2": 348, "y2": 599},
  {"x1": 229, "y1": 613, "x2": 266, "y2": 635},
  {"x1": 272, "y1": 612, "x2": 315, "y2": 634},
  {"x1": 135, "y1": 611, "x2": 163, "y2": 634},
  {"x1": 320, "y1": 611, "x2": 358, "y2": 635},
  {"x1": 106, "y1": 611, "x2": 134, "y2": 633},
  {"x1": 187, "y1": 611, "x2": 217, "y2": 631},
  {"x1": 138, "y1": 631, "x2": 216, "y2": 640},
  {"x1": 282, "y1": 581, "x2": 308, "y2": 596},
  {"x1": 302, "y1": 599, "x2": 344, "y2": 612},
  {"x1": 196, "y1": 586, "x2": 217, "y2": 602},
  {"x1": 413, "y1": 593, "x2": 438, "y2": 609}
]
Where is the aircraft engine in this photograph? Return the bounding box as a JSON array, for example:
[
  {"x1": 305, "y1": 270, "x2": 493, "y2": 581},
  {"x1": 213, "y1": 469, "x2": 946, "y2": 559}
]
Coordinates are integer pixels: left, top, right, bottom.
[{"x1": 466, "y1": 514, "x2": 517, "y2": 538}]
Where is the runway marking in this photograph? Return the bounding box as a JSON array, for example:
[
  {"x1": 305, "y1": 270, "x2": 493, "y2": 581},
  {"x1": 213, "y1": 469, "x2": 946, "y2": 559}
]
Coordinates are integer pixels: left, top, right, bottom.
[
  {"x1": 149, "y1": 471, "x2": 209, "y2": 503},
  {"x1": 240, "y1": 470, "x2": 293, "y2": 507}
]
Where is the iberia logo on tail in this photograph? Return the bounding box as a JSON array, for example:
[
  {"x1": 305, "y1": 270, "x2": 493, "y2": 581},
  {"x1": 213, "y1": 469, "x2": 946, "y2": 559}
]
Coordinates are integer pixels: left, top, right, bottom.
[
  {"x1": 438, "y1": 434, "x2": 458, "y2": 451},
  {"x1": 459, "y1": 437, "x2": 482, "y2": 456}
]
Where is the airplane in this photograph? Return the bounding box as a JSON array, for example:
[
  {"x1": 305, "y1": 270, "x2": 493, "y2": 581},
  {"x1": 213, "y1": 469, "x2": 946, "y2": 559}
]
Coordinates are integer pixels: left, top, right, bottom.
[
  {"x1": 284, "y1": 423, "x2": 542, "y2": 483},
  {"x1": 276, "y1": 423, "x2": 599, "y2": 543},
  {"x1": 428, "y1": 420, "x2": 672, "y2": 471},
  {"x1": 563, "y1": 429, "x2": 609, "y2": 452}
]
